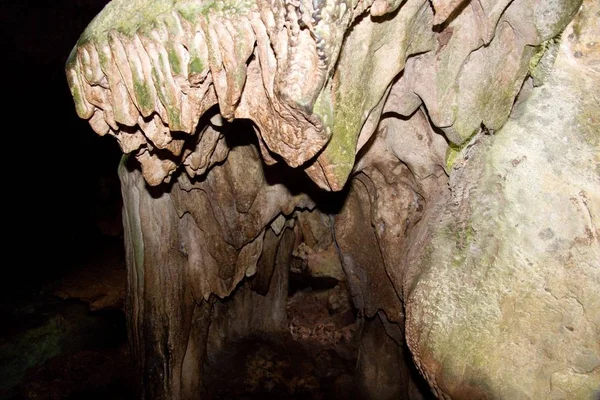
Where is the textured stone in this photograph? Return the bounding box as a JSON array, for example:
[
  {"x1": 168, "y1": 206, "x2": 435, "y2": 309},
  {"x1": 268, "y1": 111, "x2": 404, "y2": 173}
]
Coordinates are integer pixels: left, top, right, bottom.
[
  {"x1": 405, "y1": 2, "x2": 600, "y2": 396},
  {"x1": 67, "y1": 0, "x2": 596, "y2": 398},
  {"x1": 334, "y1": 179, "x2": 404, "y2": 322}
]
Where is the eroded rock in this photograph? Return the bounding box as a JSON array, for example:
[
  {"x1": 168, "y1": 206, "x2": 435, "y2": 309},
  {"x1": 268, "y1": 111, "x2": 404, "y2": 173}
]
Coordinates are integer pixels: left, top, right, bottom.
[
  {"x1": 404, "y1": 2, "x2": 600, "y2": 396},
  {"x1": 66, "y1": 0, "x2": 598, "y2": 398}
]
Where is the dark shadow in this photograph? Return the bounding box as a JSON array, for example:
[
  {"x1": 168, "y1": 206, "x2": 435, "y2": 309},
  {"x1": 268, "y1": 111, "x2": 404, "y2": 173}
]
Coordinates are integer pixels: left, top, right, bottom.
[
  {"x1": 370, "y1": 0, "x2": 407, "y2": 23},
  {"x1": 432, "y1": 0, "x2": 471, "y2": 32},
  {"x1": 224, "y1": 118, "x2": 351, "y2": 215},
  {"x1": 288, "y1": 273, "x2": 339, "y2": 296},
  {"x1": 202, "y1": 334, "x2": 359, "y2": 400},
  {"x1": 403, "y1": 344, "x2": 437, "y2": 399},
  {"x1": 119, "y1": 113, "x2": 352, "y2": 215}
]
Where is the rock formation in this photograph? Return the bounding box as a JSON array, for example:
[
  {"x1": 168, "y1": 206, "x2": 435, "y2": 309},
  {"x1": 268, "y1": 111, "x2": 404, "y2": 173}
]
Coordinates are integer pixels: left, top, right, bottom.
[{"x1": 66, "y1": 0, "x2": 599, "y2": 397}]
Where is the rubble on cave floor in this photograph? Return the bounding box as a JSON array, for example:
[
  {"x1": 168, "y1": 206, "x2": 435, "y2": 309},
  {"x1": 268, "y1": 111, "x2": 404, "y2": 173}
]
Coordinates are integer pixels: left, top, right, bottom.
[
  {"x1": 287, "y1": 281, "x2": 357, "y2": 350},
  {"x1": 207, "y1": 334, "x2": 360, "y2": 400},
  {"x1": 204, "y1": 274, "x2": 363, "y2": 400}
]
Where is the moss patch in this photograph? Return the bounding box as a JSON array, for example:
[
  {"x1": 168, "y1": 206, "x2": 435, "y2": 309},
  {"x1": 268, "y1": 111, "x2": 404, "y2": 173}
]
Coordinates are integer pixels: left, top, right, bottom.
[
  {"x1": 189, "y1": 56, "x2": 205, "y2": 75},
  {"x1": 134, "y1": 80, "x2": 154, "y2": 114}
]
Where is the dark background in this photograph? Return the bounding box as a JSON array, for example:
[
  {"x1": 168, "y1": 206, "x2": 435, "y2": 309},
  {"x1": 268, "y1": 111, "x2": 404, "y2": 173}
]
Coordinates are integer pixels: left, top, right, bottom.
[{"x1": 1, "y1": 0, "x2": 120, "y2": 295}]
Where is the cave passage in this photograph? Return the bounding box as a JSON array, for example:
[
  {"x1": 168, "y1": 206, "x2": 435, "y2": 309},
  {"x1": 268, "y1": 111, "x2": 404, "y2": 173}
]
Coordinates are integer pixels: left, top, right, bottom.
[{"x1": 117, "y1": 117, "x2": 440, "y2": 399}]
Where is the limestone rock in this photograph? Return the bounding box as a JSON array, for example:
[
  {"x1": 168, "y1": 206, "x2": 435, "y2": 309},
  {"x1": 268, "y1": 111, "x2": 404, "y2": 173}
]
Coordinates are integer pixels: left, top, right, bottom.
[
  {"x1": 66, "y1": 0, "x2": 597, "y2": 397},
  {"x1": 405, "y1": 2, "x2": 600, "y2": 396}
]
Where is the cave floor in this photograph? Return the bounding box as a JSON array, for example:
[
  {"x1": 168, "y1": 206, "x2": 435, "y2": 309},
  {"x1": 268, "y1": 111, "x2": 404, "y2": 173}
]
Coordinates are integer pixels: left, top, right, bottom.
[
  {"x1": 0, "y1": 233, "x2": 361, "y2": 400},
  {"x1": 0, "y1": 234, "x2": 134, "y2": 400}
]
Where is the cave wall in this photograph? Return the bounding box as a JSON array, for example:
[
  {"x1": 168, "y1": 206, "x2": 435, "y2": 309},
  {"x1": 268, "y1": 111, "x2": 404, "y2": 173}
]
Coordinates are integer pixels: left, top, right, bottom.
[
  {"x1": 117, "y1": 125, "x2": 434, "y2": 397},
  {"x1": 404, "y1": 4, "x2": 600, "y2": 395},
  {"x1": 65, "y1": 0, "x2": 599, "y2": 397}
]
